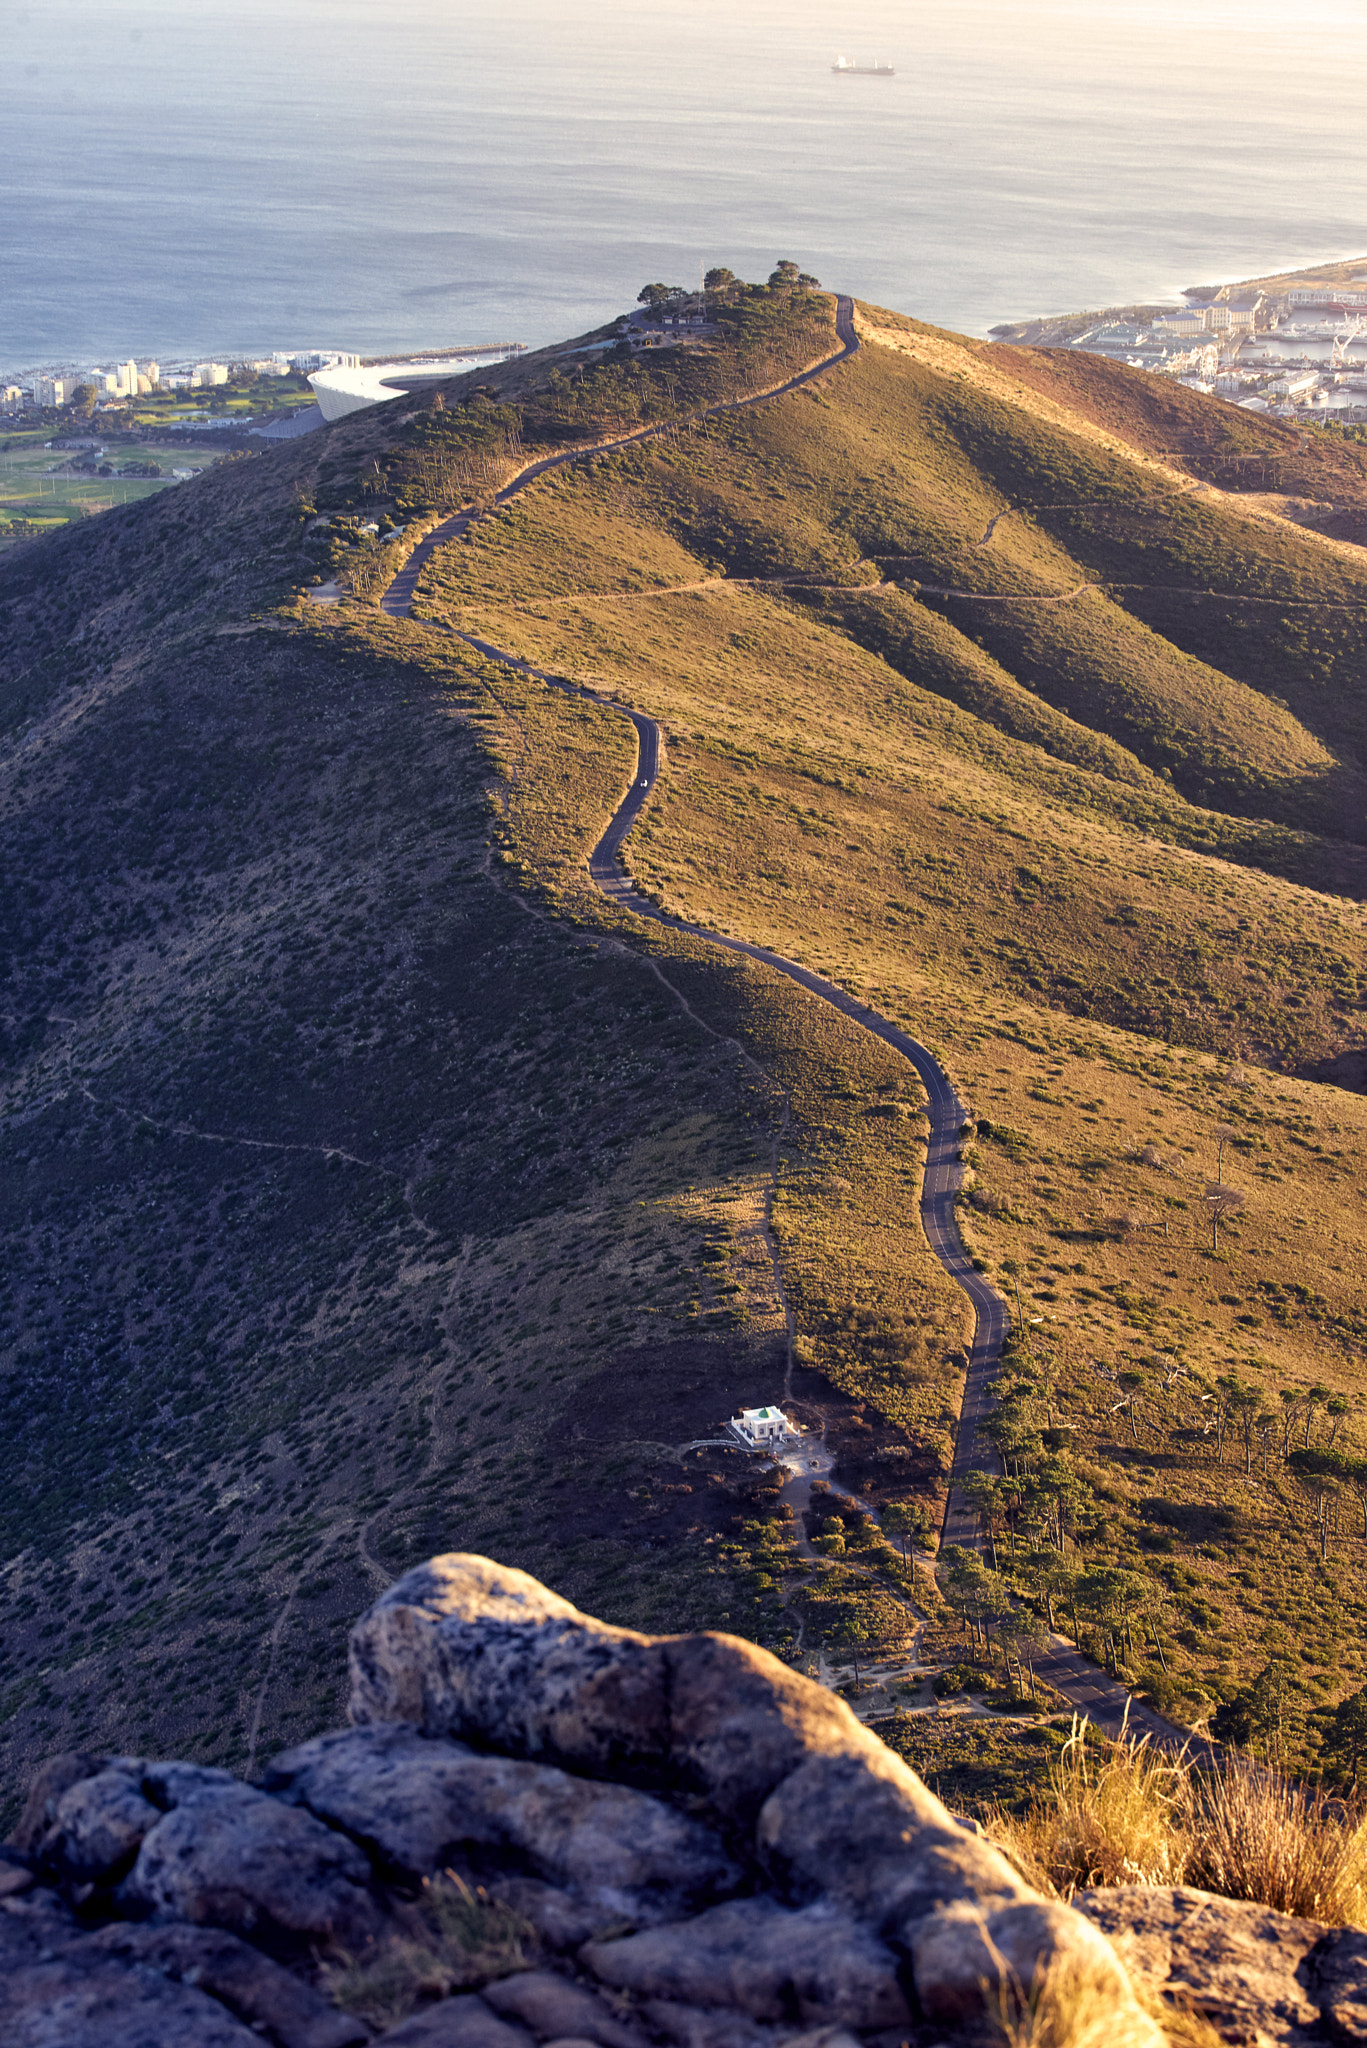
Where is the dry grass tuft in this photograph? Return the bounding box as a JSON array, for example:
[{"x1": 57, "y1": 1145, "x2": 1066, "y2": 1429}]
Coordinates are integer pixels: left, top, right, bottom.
[
  {"x1": 984, "y1": 1719, "x2": 1367, "y2": 1928},
  {"x1": 987, "y1": 1950, "x2": 1184, "y2": 2048},
  {"x1": 323, "y1": 1873, "x2": 535, "y2": 2028},
  {"x1": 984, "y1": 1718, "x2": 1190, "y2": 1895},
  {"x1": 1187, "y1": 1760, "x2": 1367, "y2": 1925}
]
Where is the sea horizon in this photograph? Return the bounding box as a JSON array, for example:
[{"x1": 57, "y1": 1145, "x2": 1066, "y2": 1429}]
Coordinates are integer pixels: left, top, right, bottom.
[{"x1": 6, "y1": 0, "x2": 1367, "y2": 379}]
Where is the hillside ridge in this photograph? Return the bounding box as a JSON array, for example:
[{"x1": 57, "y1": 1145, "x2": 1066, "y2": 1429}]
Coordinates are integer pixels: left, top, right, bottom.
[{"x1": 4, "y1": 277, "x2": 1367, "y2": 1812}]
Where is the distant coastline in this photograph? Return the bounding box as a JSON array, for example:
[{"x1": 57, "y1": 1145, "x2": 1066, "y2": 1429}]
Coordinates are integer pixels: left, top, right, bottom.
[
  {"x1": 989, "y1": 252, "x2": 1367, "y2": 348},
  {"x1": 988, "y1": 254, "x2": 1367, "y2": 422}
]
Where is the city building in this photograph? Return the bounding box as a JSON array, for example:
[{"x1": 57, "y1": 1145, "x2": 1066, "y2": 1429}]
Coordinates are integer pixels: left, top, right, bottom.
[
  {"x1": 1071, "y1": 321, "x2": 1149, "y2": 351},
  {"x1": 309, "y1": 350, "x2": 509, "y2": 421},
  {"x1": 191, "y1": 363, "x2": 230, "y2": 387},
  {"x1": 1288, "y1": 284, "x2": 1367, "y2": 309},
  {"x1": 2, "y1": 385, "x2": 24, "y2": 409},
  {"x1": 1154, "y1": 306, "x2": 1209, "y2": 337},
  {"x1": 1205, "y1": 293, "x2": 1264, "y2": 333},
  {"x1": 34, "y1": 376, "x2": 67, "y2": 407},
  {"x1": 1271, "y1": 370, "x2": 1320, "y2": 401},
  {"x1": 289, "y1": 351, "x2": 359, "y2": 374},
  {"x1": 1160, "y1": 343, "x2": 1219, "y2": 383},
  {"x1": 117, "y1": 358, "x2": 138, "y2": 395},
  {"x1": 146, "y1": 362, "x2": 160, "y2": 386}
]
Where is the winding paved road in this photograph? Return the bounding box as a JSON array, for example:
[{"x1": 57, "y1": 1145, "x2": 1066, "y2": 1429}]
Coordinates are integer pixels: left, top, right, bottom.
[{"x1": 377, "y1": 298, "x2": 1198, "y2": 1750}]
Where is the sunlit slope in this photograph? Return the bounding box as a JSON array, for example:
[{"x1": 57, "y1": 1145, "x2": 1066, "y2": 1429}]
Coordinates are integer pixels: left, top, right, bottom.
[
  {"x1": 409, "y1": 324, "x2": 1367, "y2": 1733},
  {"x1": 6, "y1": 286, "x2": 1367, "y2": 1779},
  {"x1": 421, "y1": 326, "x2": 1367, "y2": 856},
  {"x1": 0, "y1": 318, "x2": 972, "y2": 1798},
  {"x1": 867, "y1": 312, "x2": 1367, "y2": 818},
  {"x1": 413, "y1": 339, "x2": 1367, "y2": 1073}
]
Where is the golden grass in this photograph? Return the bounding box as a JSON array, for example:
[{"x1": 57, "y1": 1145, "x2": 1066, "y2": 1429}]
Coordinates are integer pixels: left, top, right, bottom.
[
  {"x1": 399, "y1": 323, "x2": 1367, "y2": 1723},
  {"x1": 1188, "y1": 1759, "x2": 1367, "y2": 1924},
  {"x1": 985, "y1": 1722, "x2": 1367, "y2": 1927},
  {"x1": 988, "y1": 1952, "x2": 1184, "y2": 2048},
  {"x1": 985, "y1": 1720, "x2": 1190, "y2": 1894}
]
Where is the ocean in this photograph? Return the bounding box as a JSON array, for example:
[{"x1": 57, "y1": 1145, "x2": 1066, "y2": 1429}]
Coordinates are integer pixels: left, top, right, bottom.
[{"x1": 6, "y1": 0, "x2": 1367, "y2": 375}]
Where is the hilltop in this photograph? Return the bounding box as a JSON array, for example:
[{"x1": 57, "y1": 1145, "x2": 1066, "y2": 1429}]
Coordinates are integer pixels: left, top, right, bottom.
[{"x1": 3, "y1": 280, "x2": 1367, "y2": 1808}]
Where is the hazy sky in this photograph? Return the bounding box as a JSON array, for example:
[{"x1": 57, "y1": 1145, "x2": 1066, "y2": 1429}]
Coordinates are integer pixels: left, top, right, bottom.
[{"x1": 6, "y1": 0, "x2": 1367, "y2": 363}]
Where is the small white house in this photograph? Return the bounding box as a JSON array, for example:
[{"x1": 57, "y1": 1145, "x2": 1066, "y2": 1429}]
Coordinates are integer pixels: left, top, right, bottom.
[{"x1": 728, "y1": 1405, "x2": 797, "y2": 1448}]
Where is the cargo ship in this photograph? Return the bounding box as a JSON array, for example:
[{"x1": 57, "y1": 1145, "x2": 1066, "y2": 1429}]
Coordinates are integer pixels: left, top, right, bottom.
[{"x1": 832, "y1": 56, "x2": 895, "y2": 74}]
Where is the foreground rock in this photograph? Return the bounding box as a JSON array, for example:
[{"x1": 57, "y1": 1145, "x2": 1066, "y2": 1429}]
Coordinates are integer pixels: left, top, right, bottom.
[
  {"x1": 1, "y1": 1552, "x2": 1348, "y2": 2047},
  {"x1": 346, "y1": 1556, "x2": 1145, "y2": 2036},
  {"x1": 263, "y1": 1722, "x2": 741, "y2": 1917},
  {"x1": 1075, "y1": 1886, "x2": 1367, "y2": 2048}
]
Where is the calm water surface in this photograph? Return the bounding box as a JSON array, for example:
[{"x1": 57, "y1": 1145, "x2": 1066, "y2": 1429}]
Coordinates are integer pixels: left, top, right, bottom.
[{"x1": 6, "y1": 0, "x2": 1367, "y2": 371}]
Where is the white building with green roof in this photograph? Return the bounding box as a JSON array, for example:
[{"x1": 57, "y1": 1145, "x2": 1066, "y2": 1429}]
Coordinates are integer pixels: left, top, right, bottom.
[{"x1": 727, "y1": 1405, "x2": 796, "y2": 1448}]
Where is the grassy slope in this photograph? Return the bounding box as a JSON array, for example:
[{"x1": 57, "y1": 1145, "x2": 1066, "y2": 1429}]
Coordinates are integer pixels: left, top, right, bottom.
[
  {"x1": 0, "y1": 302, "x2": 942, "y2": 1817},
  {"x1": 4, "y1": 290, "x2": 1367, "y2": 1802},
  {"x1": 410, "y1": 305, "x2": 1367, "y2": 1746}
]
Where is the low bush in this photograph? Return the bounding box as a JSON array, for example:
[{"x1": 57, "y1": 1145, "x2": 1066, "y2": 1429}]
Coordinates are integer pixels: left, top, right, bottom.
[{"x1": 933, "y1": 1662, "x2": 981, "y2": 1698}]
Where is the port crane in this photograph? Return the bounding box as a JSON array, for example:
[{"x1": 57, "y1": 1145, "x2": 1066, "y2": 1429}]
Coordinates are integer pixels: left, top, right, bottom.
[{"x1": 1332, "y1": 317, "x2": 1367, "y2": 367}]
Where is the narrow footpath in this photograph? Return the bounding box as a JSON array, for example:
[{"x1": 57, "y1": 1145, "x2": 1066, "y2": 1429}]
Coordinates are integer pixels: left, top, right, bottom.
[{"x1": 377, "y1": 297, "x2": 1199, "y2": 1752}]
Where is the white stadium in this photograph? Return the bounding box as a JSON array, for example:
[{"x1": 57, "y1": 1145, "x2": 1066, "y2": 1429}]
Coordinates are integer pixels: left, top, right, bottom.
[{"x1": 309, "y1": 348, "x2": 521, "y2": 423}]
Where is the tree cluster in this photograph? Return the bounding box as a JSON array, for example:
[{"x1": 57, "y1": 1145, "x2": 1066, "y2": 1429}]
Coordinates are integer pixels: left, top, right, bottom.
[{"x1": 636, "y1": 259, "x2": 822, "y2": 314}]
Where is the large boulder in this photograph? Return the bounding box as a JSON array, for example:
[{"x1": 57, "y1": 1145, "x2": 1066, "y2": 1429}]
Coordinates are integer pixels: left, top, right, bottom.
[
  {"x1": 124, "y1": 1778, "x2": 380, "y2": 1950},
  {"x1": 347, "y1": 1554, "x2": 1158, "y2": 2038},
  {"x1": 264, "y1": 1722, "x2": 740, "y2": 1918},
  {"x1": 580, "y1": 1897, "x2": 912, "y2": 2028},
  {"x1": 27, "y1": 1766, "x2": 160, "y2": 1887},
  {"x1": 0, "y1": 1889, "x2": 266, "y2": 2048},
  {"x1": 3, "y1": 1554, "x2": 1175, "y2": 2047},
  {"x1": 1076, "y1": 1885, "x2": 1367, "y2": 2048}
]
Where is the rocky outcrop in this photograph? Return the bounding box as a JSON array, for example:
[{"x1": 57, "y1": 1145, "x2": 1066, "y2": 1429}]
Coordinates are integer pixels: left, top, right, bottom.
[
  {"x1": 1, "y1": 1554, "x2": 1359, "y2": 2047},
  {"x1": 343, "y1": 1556, "x2": 1145, "y2": 2035},
  {"x1": 262, "y1": 1722, "x2": 741, "y2": 1915},
  {"x1": 1074, "y1": 1886, "x2": 1367, "y2": 2048}
]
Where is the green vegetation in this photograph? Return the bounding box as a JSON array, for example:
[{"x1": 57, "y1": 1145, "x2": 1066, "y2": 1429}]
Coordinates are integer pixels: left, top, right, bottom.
[
  {"x1": 0, "y1": 368, "x2": 317, "y2": 540},
  {"x1": 0, "y1": 439, "x2": 218, "y2": 532},
  {"x1": 883, "y1": 1713, "x2": 1076, "y2": 1815},
  {"x1": 5, "y1": 276, "x2": 1367, "y2": 1810}
]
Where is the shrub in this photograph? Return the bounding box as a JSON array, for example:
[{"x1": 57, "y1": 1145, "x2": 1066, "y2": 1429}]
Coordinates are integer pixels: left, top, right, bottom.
[
  {"x1": 1187, "y1": 1761, "x2": 1367, "y2": 1924},
  {"x1": 934, "y1": 1662, "x2": 980, "y2": 1699},
  {"x1": 983, "y1": 1719, "x2": 1188, "y2": 1892}
]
